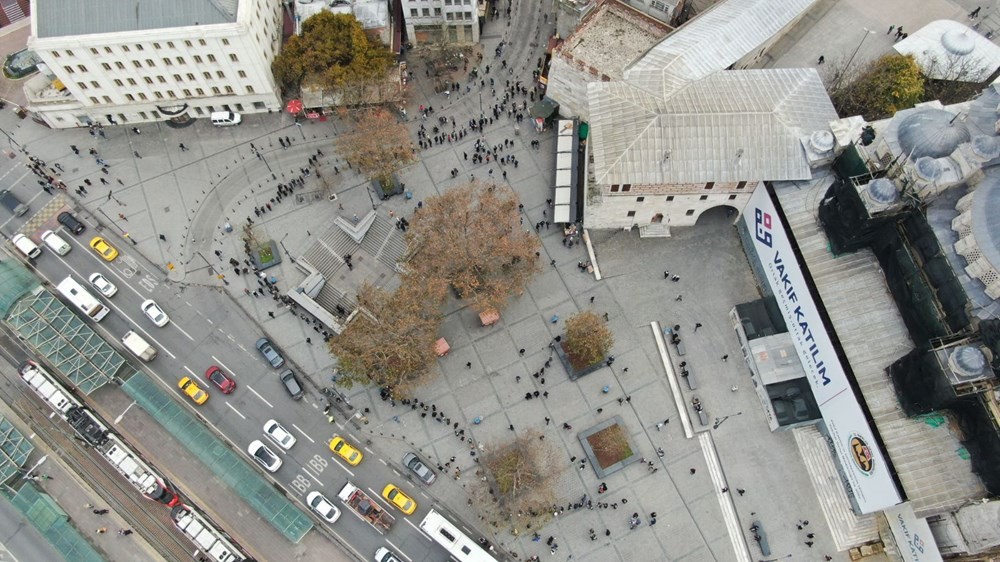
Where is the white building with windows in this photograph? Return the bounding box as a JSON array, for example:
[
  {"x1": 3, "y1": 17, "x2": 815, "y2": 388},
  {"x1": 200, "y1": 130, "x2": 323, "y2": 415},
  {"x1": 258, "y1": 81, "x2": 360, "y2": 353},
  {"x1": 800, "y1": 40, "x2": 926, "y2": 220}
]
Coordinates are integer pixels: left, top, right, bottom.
[
  {"x1": 24, "y1": 0, "x2": 283, "y2": 129},
  {"x1": 402, "y1": 0, "x2": 480, "y2": 45}
]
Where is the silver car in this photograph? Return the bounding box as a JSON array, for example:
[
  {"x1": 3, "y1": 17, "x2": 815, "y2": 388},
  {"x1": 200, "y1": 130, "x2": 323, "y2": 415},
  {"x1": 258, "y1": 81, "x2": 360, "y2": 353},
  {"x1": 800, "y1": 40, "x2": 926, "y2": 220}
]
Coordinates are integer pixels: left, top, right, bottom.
[
  {"x1": 403, "y1": 452, "x2": 436, "y2": 485},
  {"x1": 255, "y1": 337, "x2": 285, "y2": 368}
]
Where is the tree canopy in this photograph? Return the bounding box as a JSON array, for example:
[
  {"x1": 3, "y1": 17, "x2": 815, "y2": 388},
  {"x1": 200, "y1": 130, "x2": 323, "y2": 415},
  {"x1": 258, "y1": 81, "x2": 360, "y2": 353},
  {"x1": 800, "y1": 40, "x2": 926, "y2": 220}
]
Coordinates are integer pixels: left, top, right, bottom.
[
  {"x1": 830, "y1": 54, "x2": 924, "y2": 120},
  {"x1": 406, "y1": 182, "x2": 541, "y2": 313},
  {"x1": 564, "y1": 311, "x2": 614, "y2": 369},
  {"x1": 272, "y1": 12, "x2": 395, "y2": 96},
  {"x1": 338, "y1": 108, "x2": 415, "y2": 188},
  {"x1": 328, "y1": 281, "x2": 441, "y2": 396}
]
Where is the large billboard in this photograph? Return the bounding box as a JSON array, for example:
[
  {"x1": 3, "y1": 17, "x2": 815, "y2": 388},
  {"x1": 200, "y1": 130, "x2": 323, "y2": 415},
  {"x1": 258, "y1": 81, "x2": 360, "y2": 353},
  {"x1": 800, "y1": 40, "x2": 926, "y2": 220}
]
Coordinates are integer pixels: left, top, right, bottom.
[
  {"x1": 885, "y1": 504, "x2": 943, "y2": 562},
  {"x1": 744, "y1": 187, "x2": 901, "y2": 513}
]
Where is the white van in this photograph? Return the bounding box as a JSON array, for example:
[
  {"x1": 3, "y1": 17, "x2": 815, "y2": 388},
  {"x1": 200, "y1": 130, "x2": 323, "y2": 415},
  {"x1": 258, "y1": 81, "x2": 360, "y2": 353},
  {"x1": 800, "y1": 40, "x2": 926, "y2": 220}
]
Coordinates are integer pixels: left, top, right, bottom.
[
  {"x1": 121, "y1": 330, "x2": 157, "y2": 361},
  {"x1": 210, "y1": 111, "x2": 242, "y2": 126},
  {"x1": 40, "y1": 230, "x2": 71, "y2": 255},
  {"x1": 11, "y1": 234, "x2": 41, "y2": 259}
]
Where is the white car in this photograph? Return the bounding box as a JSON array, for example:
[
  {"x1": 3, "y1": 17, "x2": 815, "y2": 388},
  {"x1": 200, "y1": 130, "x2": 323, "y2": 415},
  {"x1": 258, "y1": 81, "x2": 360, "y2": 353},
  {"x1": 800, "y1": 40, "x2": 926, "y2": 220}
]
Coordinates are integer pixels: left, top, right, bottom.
[
  {"x1": 263, "y1": 419, "x2": 296, "y2": 451},
  {"x1": 88, "y1": 273, "x2": 118, "y2": 298},
  {"x1": 141, "y1": 299, "x2": 169, "y2": 327},
  {"x1": 306, "y1": 491, "x2": 341, "y2": 524},
  {"x1": 374, "y1": 547, "x2": 402, "y2": 562},
  {"x1": 247, "y1": 440, "x2": 282, "y2": 472}
]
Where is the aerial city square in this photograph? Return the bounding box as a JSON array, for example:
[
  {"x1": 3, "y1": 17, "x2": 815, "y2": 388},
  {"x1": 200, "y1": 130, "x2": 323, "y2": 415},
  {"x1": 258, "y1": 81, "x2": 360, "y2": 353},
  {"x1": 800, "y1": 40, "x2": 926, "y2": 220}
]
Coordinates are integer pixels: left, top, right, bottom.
[{"x1": 0, "y1": 0, "x2": 999, "y2": 561}]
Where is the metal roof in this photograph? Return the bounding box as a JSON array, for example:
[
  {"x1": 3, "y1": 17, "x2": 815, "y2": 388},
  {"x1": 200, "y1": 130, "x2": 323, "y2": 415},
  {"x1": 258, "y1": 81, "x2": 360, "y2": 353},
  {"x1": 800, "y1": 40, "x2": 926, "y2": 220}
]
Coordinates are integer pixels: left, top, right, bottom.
[
  {"x1": 589, "y1": 68, "x2": 837, "y2": 184},
  {"x1": 623, "y1": 0, "x2": 819, "y2": 99},
  {"x1": 894, "y1": 20, "x2": 1000, "y2": 83},
  {"x1": 35, "y1": 0, "x2": 237, "y2": 39}
]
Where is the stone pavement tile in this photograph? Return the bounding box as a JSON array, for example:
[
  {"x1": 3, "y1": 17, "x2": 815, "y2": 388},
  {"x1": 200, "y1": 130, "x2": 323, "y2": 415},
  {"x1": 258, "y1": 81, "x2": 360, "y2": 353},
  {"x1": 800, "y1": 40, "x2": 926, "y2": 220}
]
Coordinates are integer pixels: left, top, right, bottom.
[
  {"x1": 473, "y1": 328, "x2": 518, "y2": 372},
  {"x1": 535, "y1": 381, "x2": 587, "y2": 426},
  {"x1": 495, "y1": 291, "x2": 540, "y2": 325},
  {"x1": 614, "y1": 352, "x2": 662, "y2": 393},
  {"x1": 526, "y1": 267, "x2": 573, "y2": 311},
  {"x1": 397, "y1": 161, "x2": 437, "y2": 203},
  {"x1": 506, "y1": 315, "x2": 553, "y2": 355},
  {"x1": 439, "y1": 346, "x2": 489, "y2": 386},
  {"x1": 456, "y1": 377, "x2": 503, "y2": 419},
  {"x1": 661, "y1": 509, "x2": 714, "y2": 558},
  {"x1": 492, "y1": 363, "x2": 531, "y2": 408}
]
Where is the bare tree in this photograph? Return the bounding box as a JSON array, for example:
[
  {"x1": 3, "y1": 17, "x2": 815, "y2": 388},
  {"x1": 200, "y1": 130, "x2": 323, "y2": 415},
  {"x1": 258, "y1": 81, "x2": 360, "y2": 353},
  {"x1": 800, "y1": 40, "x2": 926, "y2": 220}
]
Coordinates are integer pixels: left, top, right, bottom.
[
  {"x1": 471, "y1": 430, "x2": 560, "y2": 533},
  {"x1": 338, "y1": 108, "x2": 416, "y2": 193}
]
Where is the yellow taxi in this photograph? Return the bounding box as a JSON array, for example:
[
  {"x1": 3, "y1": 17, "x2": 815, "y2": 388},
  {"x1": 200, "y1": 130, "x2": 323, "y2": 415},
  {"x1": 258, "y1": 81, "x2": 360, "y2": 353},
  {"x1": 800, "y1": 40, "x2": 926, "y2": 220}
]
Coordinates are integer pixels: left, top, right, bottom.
[
  {"x1": 382, "y1": 484, "x2": 417, "y2": 515},
  {"x1": 178, "y1": 377, "x2": 209, "y2": 405},
  {"x1": 329, "y1": 434, "x2": 363, "y2": 466},
  {"x1": 89, "y1": 237, "x2": 119, "y2": 261}
]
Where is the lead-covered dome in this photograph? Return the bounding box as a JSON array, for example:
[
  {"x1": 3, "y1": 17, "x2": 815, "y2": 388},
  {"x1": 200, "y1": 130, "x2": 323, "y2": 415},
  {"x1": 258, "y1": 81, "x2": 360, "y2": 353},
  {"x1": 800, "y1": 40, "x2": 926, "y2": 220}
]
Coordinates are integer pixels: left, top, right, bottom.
[{"x1": 897, "y1": 109, "x2": 971, "y2": 161}]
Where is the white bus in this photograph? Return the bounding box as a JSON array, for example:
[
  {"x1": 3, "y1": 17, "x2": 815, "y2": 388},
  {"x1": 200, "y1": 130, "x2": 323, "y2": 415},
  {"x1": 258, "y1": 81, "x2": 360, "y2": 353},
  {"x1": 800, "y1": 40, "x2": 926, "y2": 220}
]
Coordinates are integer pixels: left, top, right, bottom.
[
  {"x1": 56, "y1": 276, "x2": 110, "y2": 322},
  {"x1": 419, "y1": 510, "x2": 496, "y2": 562}
]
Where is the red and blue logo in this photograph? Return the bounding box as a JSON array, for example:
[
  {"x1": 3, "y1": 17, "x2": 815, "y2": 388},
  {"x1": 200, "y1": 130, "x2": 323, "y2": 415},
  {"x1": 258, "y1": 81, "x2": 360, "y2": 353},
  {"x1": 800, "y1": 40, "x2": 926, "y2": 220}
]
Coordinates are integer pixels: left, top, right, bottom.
[{"x1": 754, "y1": 208, "x2": 772, "y2": 248}]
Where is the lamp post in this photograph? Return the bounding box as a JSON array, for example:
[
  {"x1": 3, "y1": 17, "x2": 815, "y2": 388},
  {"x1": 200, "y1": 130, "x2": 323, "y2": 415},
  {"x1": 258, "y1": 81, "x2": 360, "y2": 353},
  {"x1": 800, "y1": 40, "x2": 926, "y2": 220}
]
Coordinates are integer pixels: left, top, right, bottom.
[{"x1": 834, "y1": 28, "x2": 877, "y2": 92}]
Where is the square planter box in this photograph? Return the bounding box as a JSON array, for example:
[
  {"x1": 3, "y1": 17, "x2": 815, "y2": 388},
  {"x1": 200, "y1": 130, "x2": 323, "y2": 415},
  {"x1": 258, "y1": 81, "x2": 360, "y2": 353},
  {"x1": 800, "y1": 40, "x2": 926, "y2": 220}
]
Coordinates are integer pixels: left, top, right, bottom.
[
  {"x1": 577, "y1": 416, "x2": 641, "y2": 478},
  {"x1": 554, "y1": 339, "x2": 606, "y2": 381}
]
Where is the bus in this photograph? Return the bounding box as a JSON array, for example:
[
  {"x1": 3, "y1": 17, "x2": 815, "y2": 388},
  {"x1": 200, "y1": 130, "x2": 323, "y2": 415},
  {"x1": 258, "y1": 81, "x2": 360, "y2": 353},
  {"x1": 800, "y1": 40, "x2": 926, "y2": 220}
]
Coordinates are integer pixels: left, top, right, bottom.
[
  {"x1": 56, "y1": 276, "x2": 110, "y2": 322},
  {"x1": 419, "y1": 509, "x2": 496, "y2": 562}
]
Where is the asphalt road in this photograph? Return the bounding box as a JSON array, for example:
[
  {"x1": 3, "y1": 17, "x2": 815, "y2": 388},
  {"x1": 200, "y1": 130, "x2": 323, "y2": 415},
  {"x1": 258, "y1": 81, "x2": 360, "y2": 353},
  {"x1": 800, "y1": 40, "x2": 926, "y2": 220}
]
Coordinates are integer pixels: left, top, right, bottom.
[{"x1": 0, "y1": 190, "x2": 465, "y2": 562}]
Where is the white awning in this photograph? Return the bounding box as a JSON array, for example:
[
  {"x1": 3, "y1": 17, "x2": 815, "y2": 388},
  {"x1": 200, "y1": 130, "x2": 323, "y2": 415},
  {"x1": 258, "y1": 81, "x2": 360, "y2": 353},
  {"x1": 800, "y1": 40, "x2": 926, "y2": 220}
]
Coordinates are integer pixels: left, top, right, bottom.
[
  {"x1": 557, "y1": 136, "x2": 573, "y2": 152},
  {"x1": 558, "y1": 120, "x2": 575, "y2": 136},
  {"x1": 556, "y1": 169, "x2": 572, "y2": 187},
  {"x1": 555, "y1": 187, "x2": 571, "y2": 205},
  {"x1": 557, "y1": 153, "x2": 573, "y2": 169},
  {"x1": 554, "y1": 204, "x2": 571, "y2": 223}
]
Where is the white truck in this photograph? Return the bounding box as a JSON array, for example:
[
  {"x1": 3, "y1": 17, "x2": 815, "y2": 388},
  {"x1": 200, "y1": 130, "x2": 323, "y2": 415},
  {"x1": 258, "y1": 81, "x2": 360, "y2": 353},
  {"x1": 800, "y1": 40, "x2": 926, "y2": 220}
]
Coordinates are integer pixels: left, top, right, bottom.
[{"x1": 121, "y1": 330, "x2": 157, "y2": 362}]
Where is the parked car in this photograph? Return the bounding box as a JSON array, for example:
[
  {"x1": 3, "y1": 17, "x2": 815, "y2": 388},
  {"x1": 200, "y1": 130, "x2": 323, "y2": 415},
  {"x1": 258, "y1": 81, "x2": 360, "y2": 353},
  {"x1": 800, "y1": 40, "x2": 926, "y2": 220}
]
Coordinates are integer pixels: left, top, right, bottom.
[
  {"x1": 374, "y1": 547, "x2": 402, "y2": 562},
  {"x1": 247, "y1": 440, "x2": 282, "y2": 472},
  {"x1": 57, "y1": 212, "x2": 86, "y2": 235},
  {"x1": 278, "y1": 369, "x2": 303, "y2": 400},
  {"x1": 402, "y1": 452, "x2": 436, "y2": 485},
  {"x1": 141, "y1": 299, "x2": 169, "y2": 327},
  {"x1": 88, "y1": 273, "x2": 118, "y2": 298},
  {"x1": 255, "y1": 337, "x2": 285, "y2": 368},
  {"x1": 306, "y1": 491, "x2": 341, "y2": 524},
  {"x1": 205, "y1": 365, "x2": 236, "y2": 394},
  {"x1": 177, "y1": 377, "x2": 208, "y2": 405},
  {"x1": 263, "y1": 419, "x2": 296, "y2": 450}
]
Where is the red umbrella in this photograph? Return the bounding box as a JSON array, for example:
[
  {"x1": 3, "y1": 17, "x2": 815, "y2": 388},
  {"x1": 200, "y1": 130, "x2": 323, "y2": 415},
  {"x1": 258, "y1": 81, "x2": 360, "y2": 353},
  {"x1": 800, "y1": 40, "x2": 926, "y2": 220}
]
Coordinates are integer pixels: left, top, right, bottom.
[{"x1": 286, "y1": 99, "x2": 303, "y2": 114}]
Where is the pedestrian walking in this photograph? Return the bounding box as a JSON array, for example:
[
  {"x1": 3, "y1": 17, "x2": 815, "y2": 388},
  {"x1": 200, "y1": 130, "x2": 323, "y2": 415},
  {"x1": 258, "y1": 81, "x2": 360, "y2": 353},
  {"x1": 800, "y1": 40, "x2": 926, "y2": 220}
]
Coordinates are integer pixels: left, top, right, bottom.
[
  {"x1": 97, "y1": 528, "x2": 108, "y2": 534},
  {"x1": 675, "y1": 294, "x2": 683, "y2": 301},
  {"x1": 737, "y1": 488, "x2": 745, "y2": 496},
  {"x1": 134, "y1": 150, "x2": 142, "y2": 159},
  {"x1": 179, "y1": 143, "x2": 188, "y2": 151},
  {"x1": 887, "y1": 24, "x2": 895, "y2": 34},
  {"x1": 817, "y1": 55, "x2": 825, "y2": 64},
  {"x1": 970, "y1": 6, "x2": 982, "y2": 18},
  {"x1": 118, "y1": 213, "x2": 128, "y2": 221},
  {"x1": 159, "y1": 234, "x2": 167, "y2": 241},
  {"x1": 721, "y1": 354, "x2": 728, "y2": 361},
  {"x1": 131, "y1": 127, "x2": 141, "y2": 134}
]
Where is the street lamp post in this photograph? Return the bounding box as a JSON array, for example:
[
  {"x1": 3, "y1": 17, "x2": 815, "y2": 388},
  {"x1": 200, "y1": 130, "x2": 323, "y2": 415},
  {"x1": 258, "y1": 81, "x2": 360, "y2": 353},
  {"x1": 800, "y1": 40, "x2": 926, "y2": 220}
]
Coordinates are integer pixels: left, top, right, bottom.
[{"x1": 834, "y1": 28, "x2": 877, "y2": 92}]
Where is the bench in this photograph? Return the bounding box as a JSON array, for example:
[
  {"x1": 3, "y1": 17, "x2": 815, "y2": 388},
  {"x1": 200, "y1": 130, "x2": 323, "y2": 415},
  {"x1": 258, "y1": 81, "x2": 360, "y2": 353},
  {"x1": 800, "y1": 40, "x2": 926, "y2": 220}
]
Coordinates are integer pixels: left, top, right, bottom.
[{"x1": 680, "y1": 366, "x2": 697, "y2": 390}]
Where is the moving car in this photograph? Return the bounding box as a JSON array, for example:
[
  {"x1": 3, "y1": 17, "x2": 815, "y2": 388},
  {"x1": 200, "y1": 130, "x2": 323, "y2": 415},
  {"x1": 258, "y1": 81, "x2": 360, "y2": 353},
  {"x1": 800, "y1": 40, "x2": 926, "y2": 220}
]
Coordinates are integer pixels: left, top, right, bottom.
[
  {"x1": 278, "y1": 369, "x2": 303, "y2": 400},
  {"x1": 0, "y1": 189, "x2": 28, "y2": 216},
  {"x1": 329, "y1": 435, "x2": 363, "y2": 466},
  {"x1": 205, "y1": 366, "x2": 235, "y2": 394},
  {"x1": 381, "y1": 484, "x2": 416, "y2": 515},
  {"x1": 263, "y1": 419, "x2": 296, "y2": 450},
  {"x1": 247, "y1": 440, "x2": 282, "y2": 472},
  {"x1": 306, "y1": 491, "x2": 341, "y2": 524},
  {"x1": 89, "y1": 236, "x2": 119, "y2": 261},
  {"x1": 374, "y1": 547, "x2": 402, "y2": 562},
  {"x1": 255, "y1": 337, "x2": 285, "y2": 368},
  {"x1": 402, "y1": 452, "x2": 437, "y2": 485},
  {"x1": 40, "y1": 230, "x2": 71, "y2": 255},
  {"x1": 177, "y1": 377, "x2": 208, "y2": 405},
  {"x1": 88, "y1": 273, "x2": 118, "y2": 298},
  {"x1": 57, "y1": 212, "x2": 86, "y2": 235},
  {"x1": 141, "y1": 299, "x2": 169, "y2": 327}
]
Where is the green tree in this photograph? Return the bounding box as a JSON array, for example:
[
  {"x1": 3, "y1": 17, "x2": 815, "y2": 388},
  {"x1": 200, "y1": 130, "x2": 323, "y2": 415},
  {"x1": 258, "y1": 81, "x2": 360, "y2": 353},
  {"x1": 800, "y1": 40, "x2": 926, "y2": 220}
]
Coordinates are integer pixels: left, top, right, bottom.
[
  {"x1": 406, "y1": 182, "x2": 541, "y2": 313},
  {"x1": 338, "y1": 108, "x2": 416, "y2": 191},
  {"x1": 830, "y1": 54, "x2": 924, "y2": 120},
  {"x1": 328, "y1": 280, "x2": 442, "y2": 397},
  {"x1": 564, "y1": 311, "x2": 614, "y2": 369},
  {"x1": 272, "y1": 12, "x2": 395, "y2": 98}
]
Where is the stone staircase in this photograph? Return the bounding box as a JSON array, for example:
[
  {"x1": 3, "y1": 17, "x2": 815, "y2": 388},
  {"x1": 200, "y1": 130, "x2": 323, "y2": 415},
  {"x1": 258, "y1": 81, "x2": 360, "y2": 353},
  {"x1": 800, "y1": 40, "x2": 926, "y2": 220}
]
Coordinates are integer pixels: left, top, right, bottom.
[
  {"x1": 793, "y1": 423, "x2": 879, "y2": 550},
  {"x1": 639, "y1": 222, "x2": 671, "y2": 238},
  {"x1": 301, "y1": 228, "x2": 356, "y2": 275},
  {"x1": 313, "y1": 283, "x2": 356, "y2": 318},
  {"x1": 360, "y1": 216, "x2": 409, "y2": 269},
  {"x1": 1, "y1": 0, "x2": 26, "y2": 24}
]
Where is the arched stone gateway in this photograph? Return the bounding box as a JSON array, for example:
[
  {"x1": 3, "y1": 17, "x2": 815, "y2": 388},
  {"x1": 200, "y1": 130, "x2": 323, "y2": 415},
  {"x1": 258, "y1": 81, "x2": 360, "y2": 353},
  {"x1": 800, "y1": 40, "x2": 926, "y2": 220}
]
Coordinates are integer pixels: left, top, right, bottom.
[{"x1": 694, "y1": 204, "x2": 741, "y2": 226}]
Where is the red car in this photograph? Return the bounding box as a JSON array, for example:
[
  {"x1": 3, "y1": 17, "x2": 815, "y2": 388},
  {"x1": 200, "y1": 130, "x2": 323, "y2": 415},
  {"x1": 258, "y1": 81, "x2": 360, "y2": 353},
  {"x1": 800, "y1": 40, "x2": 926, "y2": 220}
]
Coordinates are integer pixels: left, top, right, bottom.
[{"x1": 205, "y1": 366, "x2": 236, "y2": 394}]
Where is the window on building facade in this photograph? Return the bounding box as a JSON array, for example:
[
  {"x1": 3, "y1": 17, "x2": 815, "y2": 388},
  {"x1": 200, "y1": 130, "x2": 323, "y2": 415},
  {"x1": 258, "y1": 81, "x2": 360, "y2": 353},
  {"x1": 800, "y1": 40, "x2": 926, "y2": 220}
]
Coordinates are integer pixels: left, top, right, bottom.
[
  {"x1": 216, "y1": 71, "x2": 225, "y2": 79},
  {"x1": 199, "y1": 39, "x2": 206, "y2": 46},
  {"x1": 154, "y1": 91, "x2": 163, "y2": 99},
  {"x1": 90, "y1": 80, "x2": 99, "y2": 88},
  {"x1": 447, "y1": 12, "x2": 453, "y2": 20},
  {"x1": 186, "y1": 73, "x2": 195, "y2": 80},
  {"x1": 185, "y1": 40, "x2": 193, "y2": 47},
  {"x1": 238, "y1": 70, "x2": 247, "y2": 78},
  {"x1": 52, "y1": 51, "x2": 61, "y2": 58},
  {"x1": 465, "y1": 11, "x2": 472, "y2": 18},
  {"x1": 126, "y1": 78, "x2": 136, "y2": 85},
  {"x1": 153, "y1": 42, "x2": 161, "y2": 49},
  {"x1": 246, "y1": 85, "x2": 255, "y2": 94},
  {"x1": 196, "y1": 88, "x2": 205, "y2": 95},
  {"x1": 114, "y1": 79, "x2": 123, "y2": 87},
  {"x1": 116, "y1": 61, "x2": 125, "y2": 70},
  {"x1": 207, "y1": 54, "x2": 216, "y2": 62},
  {"x1": 77, "y1": 82, "x2": 87, "y2": 90},
  {"x1": 229, "y1": 54, "x2": 238, "y2": 62},
  {"x1": 104, "y1": 47, "x2": 112, "y2": 54},
  {"x1": 194, "y1": 55, "x2": 203, "y2": 63},
  {"x1": 66, "y1": 49, "x2": 74, "y2": 56},
  {"x1": 63, "y1": 66, "x2": 74, "y2": 74},
  {"x1": 410, "y1": 8, "x2": 417, "y2": 16},
  {"x1": 686, "y1": 209, "x2": 695, "y2": 215},
  {"x1": 89, "y1": 96, "x2": 98, "y2": 104},
  {"x1": 167, "y1": 41, "x2": 175, "y2": 48},
  {"x1": 167, "y1": 90, "x2": 176, "y2": 98},
  {"x1": 135, "y1": 44, "x2": 143, "y2": 51},
  {"x1": 203, "y1": 71, "x2": 211, "y2": 79},
  {"x1": 183, "y1": 88, "x2": 191, "y2": 96},
  {"x1": 163, "y1": 58, "x2": 172, "y2": 66},
  {"x1": 666, "y1": 195, "x2": 674, "y2": 201},
  {"x1": 145, "y1": 59, "x2": 154, "y2": 67},
  {"x1": 102, "y1": 63, "x2": 111, "y2": 70},
  {"x1": 422, "y1": 8, "x2": 429, "y2": 16},
  {"x1": 736, "y1": 181, "x2": 747, "y2": 189},
  {"x1": 212, "y1": 86, "x2": 221, "y2": 94},
  {"x1": 102, "y1": 96, "x2": 111, "y2": 103},
  {"x1": 699, "y1": 195, "x2": 708, "y2": 200},
  {"x1": 650, "y1": 0, "x2": 667, "y2": 11},
  {"x1": 225, "y1": 85, "x2": 234, "y2": 94},
  {"x1": 77, "y1": 64, "x2": 87, "y2": 72},
  {"x1": 622, "y1": 184, "x2": 632, "y2": 192},
  {"x1": 434, "y1": 7, "x2": 441, "y2": 15},
  {"x1": 122, "y1": 45, "x2": 130, "y2": 52},
  {"x1": 222, "y1": 38, "x2": 230, "y2": 46},
  {"x1": 705, "y1": 182, "x2": 714, "y2": 189},
  {"x1": 636, "y1": 196, "x2": 645, "y2": 202},
  {"x1": 125, "y1": 93, "x2": 135, "y2": 101},
  {"x1": 90, "y1": 48, "x2": 98, "y2": 55},
  {"x1": 627, "y1": 211, "x2": 636, "y2": 217},
  {"x1": 610, "y1": 184, "x2": 620, "y2": 192},
  {"x1": 157, "y1": 76, "x2": 166, "y2": 83},
  {"x1": 173, "y1": 74, "x2": 181, "y2": 81},
  {"x1": 132, "y1": 60, "x2": 141, "y2": 68},
  {"x1": 139, "y1": 111, "x2": 148, "y2": 119},
  {"x1": 138, "y1": 92, "x2": 147, "y2": 100}
]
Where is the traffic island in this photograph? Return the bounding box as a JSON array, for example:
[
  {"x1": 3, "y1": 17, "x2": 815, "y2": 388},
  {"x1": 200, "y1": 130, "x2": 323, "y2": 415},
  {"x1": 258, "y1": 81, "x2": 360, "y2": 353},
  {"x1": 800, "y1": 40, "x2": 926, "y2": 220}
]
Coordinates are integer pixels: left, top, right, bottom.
[{"x1": 578, "y1": 416, "x2": 640, "y2": 478}]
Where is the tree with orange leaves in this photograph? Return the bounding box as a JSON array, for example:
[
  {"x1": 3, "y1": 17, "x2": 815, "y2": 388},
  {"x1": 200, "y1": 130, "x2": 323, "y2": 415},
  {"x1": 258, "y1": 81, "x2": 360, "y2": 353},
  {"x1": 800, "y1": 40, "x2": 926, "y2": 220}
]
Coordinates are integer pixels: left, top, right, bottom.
[{"x1": 338, "y1": 108, "x2": 415, "y2": 193}]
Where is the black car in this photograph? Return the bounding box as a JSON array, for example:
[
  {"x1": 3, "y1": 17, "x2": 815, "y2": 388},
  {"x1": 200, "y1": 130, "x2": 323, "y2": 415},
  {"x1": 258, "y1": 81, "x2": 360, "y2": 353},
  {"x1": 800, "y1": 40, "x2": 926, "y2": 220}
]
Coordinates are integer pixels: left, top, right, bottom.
[
  {"x1": 57, "y1": 212, "x2": 86, "y2": 235},
  {"x1": 279, "y1": 369, "x2": 303, "y2": 400}
]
